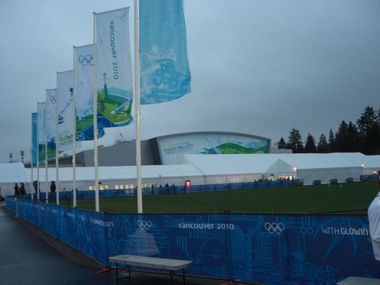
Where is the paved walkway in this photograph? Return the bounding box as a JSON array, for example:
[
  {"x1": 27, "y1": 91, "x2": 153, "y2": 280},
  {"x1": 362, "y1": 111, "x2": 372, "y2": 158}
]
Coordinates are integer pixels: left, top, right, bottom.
[{"x1": 0, "y1": 202, "x2": 245, "y2": 285}]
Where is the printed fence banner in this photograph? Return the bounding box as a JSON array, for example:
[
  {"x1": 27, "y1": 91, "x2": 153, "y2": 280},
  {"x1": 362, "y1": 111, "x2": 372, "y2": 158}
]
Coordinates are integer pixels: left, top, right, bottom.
[
  {"x1": 7, "y1": 197, "x2": 380, "y2": 285},
  {"x1": 57, "y1": 70, "x2": 75, "y2": 150},
  {"x1": 74, "y1": 44, "x2": 94, "y2": 141},
  {"x1": 37, "y1": 102, "x2": 46, "y2": 164},
  {"x1": 95, "y1": 7, "x2": 133, "y2": 138},
  {"x1": 140, "y1": 0, "x2": 191, "y2": 104},
  {"x1": 31, "y1": 112, "x2": 37, "y2": 166},
  {"x1": 45, "y1": 89, "x2": 57, "y2": 159}
]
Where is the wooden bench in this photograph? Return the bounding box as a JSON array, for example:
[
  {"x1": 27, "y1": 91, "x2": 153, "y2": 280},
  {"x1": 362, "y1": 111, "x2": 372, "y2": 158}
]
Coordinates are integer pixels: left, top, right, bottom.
[{"x1": 109, "y1": 254, "x2": 192, "y2": 284}]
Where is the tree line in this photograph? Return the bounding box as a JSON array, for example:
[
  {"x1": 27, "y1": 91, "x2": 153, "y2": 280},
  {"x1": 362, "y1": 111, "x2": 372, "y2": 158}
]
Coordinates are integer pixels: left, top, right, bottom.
[{"x1": 277, "y1": 106, "x2": 380, "y2": 154}]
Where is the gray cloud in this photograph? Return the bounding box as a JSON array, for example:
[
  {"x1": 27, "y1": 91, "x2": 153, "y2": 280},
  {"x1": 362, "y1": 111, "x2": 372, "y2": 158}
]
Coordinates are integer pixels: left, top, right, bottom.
[{"x1": 0, "y1": 0, "x2": 379, "y2": 162}]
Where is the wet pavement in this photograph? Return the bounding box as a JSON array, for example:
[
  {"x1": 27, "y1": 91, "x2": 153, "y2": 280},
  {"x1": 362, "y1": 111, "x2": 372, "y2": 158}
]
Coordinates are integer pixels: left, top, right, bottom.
[{"x1": 0, "y1": 202, "x2": 247, "y2": 285}]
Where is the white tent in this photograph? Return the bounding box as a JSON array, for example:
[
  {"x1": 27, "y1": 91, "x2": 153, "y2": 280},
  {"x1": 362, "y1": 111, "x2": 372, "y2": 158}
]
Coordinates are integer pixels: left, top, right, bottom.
[
  {"x1": 182, "y1": 153, "x2": 380, "y2": 185},
  {"x1": 265, "y1": 153, "x2": 365, "y2": 185},
  {"x1": 0, "y1": 163, "x2": 27, "y2": 196},
  {"x1": 265, "y1": 159, "x2": 296, "y2": 178},
  {"x1": 181, "y1": 154, "x2": 283, "y2": 184},
  {"x1": 1, "y1": 152, "x2": 379, "y2": 196},
  {"x1": 30, "y1": 164, "x2": 204, "y2": 193}
]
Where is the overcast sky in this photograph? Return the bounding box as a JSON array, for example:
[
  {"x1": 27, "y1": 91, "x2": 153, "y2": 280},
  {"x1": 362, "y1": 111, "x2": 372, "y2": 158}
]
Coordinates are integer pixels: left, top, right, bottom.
[{"x1": 0, "y1": 0, "x2": 379, "y2": 163}]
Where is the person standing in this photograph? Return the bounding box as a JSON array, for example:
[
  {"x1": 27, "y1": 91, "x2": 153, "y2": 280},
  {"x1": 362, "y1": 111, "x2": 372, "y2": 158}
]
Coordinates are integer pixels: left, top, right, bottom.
[
  {"x1": 0, "y1": 186, "x2": 4, "y2": 201},
  {"x1": 19, "y1": 183, "x2": 26, "y2": 195},
  {"x1": 50, "y1": 181, "x2": 56, "y2": 193},
  {"x1": 368, "y1": 192, "x2": 380, "y2": 261},
  {"x1": 14, "y1": 183, "x2": 20, "y2": 196}
]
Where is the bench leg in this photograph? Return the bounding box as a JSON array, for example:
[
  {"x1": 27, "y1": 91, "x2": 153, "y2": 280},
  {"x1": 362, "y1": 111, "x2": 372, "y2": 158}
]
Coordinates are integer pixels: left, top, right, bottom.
[{"x1": 169, "y1": 269, "x2": 186, "y2": 285}]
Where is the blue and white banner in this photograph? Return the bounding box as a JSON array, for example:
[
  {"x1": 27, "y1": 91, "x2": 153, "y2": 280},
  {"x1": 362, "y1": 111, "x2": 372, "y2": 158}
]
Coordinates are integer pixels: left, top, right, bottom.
[
  {"x1": 57, "y1": 70, "x2": 75, "y2": 150},
  {"x1": 95, "y1": 7, "x2": 133, "y2": 137},
  {"x1": 31, "y1": 112, "x2": 37, "y2": 166},
  {"x1": 37, "y1": 102, "x2": 46, "y2": 164},
  {"x1": 45, "y1": 89, "x2": 57, "y2": 159},
  {"x1": 74, "y1": 44, "x2": 94, "y2": 141},
  {"x1": 140, "y1": 0, "x2": 191, "y2": 104}
]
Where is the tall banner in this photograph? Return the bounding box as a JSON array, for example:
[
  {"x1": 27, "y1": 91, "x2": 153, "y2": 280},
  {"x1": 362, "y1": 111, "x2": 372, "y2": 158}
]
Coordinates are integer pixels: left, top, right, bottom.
[
  {"x1": 140, "y1": 0, "x2": 191, "y2": 104},
  {"x1": 37, "y1": 102, "x2": 46, "y2": 164},
  {"x1": 95, "y1": 8, "x2": 133, "y2": 137},
  {"x1": 31, "y1": 112, "x2": 37, "y2": 166},
  {"x1": 45, "y1": 89, "x2": 57, "y2": 160},
  {"x1": 75, "y1": 44, "x2": 94, "y2": 141},
  {"x1": 57, "y1": 70, "x2": 75, "y2": 151}
]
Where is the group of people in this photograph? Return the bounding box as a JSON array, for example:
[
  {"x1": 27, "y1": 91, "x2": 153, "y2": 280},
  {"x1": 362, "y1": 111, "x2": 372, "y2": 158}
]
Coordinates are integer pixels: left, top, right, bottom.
[
  {"x1": 32, "y1": 180, "x2": 56, "y2": 193},
  {"x1": 11, "y1": 181, "x2": 57, "y2": 197},
  {"x1": 14, "y1": 183, "x2": 26, "y2": 196}
]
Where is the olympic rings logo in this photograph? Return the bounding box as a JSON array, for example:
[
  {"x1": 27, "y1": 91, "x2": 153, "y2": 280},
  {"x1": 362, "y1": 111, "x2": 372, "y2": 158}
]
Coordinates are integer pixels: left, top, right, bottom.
[
  {"x1": 78, "y1": 54, "x2": 93, "y2": 66},
  {"x1": 136, "y1": 220, "x2": 152, "y2": 230},
  {"x1": 49, "y1": 94, "x2": 56, "y2": 103},
  {"x1": 264, "y1": 222, "x2": 285, "y2": 235}
]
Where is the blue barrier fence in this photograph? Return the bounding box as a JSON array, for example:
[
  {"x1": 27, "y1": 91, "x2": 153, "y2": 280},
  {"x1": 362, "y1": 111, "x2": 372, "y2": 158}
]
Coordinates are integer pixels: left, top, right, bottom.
[{"x1": 6, "y1": 197, "x2": 380, "y2": 284}]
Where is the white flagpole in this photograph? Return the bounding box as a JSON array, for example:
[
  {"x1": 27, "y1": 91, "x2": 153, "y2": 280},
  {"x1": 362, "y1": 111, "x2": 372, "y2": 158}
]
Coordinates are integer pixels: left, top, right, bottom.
[
  {"x1": 93, "y1": 12, "x2": 100, "y2": 212},
  {"x1": 30, "y1": 117, "x2": 34, "y2": 200},
  {"x1": 45, "y1": 106, "x2": 49, "y2": 204},
  {"x1": 72, "y1": 47, "x2": 77, "y2": 208},
  {"x1": 30, "y1": 149, "x2": 33, "y2": 200},
  {"x1": 134, "y1": 0, "x2": 143, "y2": 214},
  {"x1": 36, "y1": 115, "x2": 40, "y2": 201},
  {"x1": 54, "y1": 88, "x2": 60, "y2": 206}
]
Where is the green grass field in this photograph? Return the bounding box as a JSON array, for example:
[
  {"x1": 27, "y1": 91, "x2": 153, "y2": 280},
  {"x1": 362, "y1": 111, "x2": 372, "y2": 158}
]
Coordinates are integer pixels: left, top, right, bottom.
[{"x1": 74, "y1": 181, "x2": 379, "y2": 215}]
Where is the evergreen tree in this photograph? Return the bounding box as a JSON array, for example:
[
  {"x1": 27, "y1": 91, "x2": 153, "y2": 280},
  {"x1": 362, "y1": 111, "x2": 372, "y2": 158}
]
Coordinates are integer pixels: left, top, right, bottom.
[
  {"x1": 317, "y1": 134, "x2": 329, "y2": 153},
  {"x1": 335, "y1": 120, "x2": 349, "y2": 151},
  {"x1": 357, "y1": 106, "x2": 377, "y2": 137},
  {"x1": 288, "y1": 128, "x2": 304, "y2": 153},
  {"x1": 304, "y1": 133, "x2": 317, "y2": 153},
  {"x1": 328, "y1": 129, "x2": 335, "y2": 152},
  {"x1": 277, "y1": 137, "x2": 287, "y2": 149},
  {"x1": 346, "y1": 121, "x2": 360, "y2": 152},
  {"x1": 357, "y1": 106, "x2": 379, "y2": 154}
]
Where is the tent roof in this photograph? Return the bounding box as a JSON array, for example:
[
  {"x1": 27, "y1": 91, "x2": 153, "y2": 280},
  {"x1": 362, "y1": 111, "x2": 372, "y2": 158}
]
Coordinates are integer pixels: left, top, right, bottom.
[
  {"x1": 31, "y1": 164, "x2": 202, "y2": 182},
  {"x1": 182, "y1": 152, "x2": 380, "y2": 175},
  {"x1": 0, "y1": 163, "x2": 27, "y2": 183},
  {"x1": 265, "y1": 159, "x2": 295, "y2": 176}
]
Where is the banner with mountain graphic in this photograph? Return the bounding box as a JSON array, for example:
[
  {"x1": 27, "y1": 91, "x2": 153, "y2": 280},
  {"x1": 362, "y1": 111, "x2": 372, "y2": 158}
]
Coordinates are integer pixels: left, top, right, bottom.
[
  {"x1": 37, "y1": 102, "x2": 46, "y2": 164},
  {"x1": 95, "y1": 7, "x2": 133, "y2": 138},
  {"x1": 140, "y1": 0, "x2": 191, "y2": 104},
  {"x1": 74, "y1": 44, "x2": 94, "y2": 141},
  {"x1": 57, "y1": 70, "x2": 75, "y2": 150},
  {"x1": 45, "y1": 89, "x2": 57, "y2": 160}
]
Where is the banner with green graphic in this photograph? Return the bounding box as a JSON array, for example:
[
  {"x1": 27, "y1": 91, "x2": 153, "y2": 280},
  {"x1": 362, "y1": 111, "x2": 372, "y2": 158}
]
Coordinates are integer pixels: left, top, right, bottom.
[
  {"x1": 95, "y1": 8, "x2": 133, "y2": 138},
  {"x1": 45, "y1": 89, "x2": 57, "y2": 160},
  {"x1": 57, "y1": 70, "x2": 75, "y2": 150},
  {"x1": 75, "y1": 44, "x2": 94, "y2": 142},
  {"x1": 158, "y1": 133, "x2": 270, "y2": 164},
  {"x1": 37, "y1": 102, "x2": 46, "y2": 164}
]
